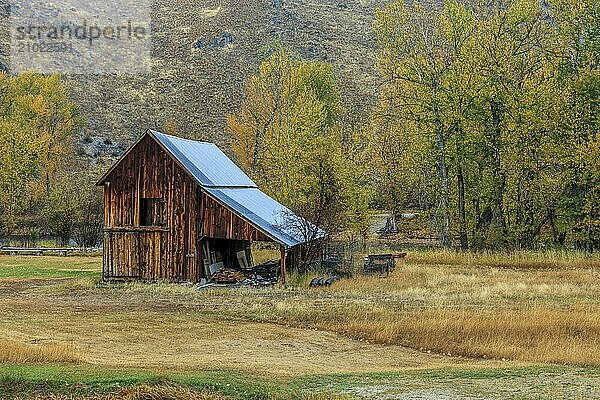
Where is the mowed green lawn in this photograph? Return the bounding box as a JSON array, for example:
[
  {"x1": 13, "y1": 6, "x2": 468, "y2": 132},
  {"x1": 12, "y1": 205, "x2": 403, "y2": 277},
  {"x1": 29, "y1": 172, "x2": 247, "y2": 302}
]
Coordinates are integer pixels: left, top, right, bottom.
[{"x1": 0, "y1": 255, "x2": 100, "y2": 279}]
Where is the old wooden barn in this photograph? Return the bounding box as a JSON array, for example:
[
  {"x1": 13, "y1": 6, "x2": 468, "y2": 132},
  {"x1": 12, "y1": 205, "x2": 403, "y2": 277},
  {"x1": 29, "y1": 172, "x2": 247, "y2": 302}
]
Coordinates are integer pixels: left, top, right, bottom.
[{"x1": 96, "y1": 129, "x2": 323, "y2": 282}]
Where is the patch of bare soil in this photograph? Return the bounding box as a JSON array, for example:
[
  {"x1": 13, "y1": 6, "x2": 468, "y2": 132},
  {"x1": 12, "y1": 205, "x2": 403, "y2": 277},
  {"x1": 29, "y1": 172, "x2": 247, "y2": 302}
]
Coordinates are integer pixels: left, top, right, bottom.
[
  {"x1": 90, "y1": 321, "x2": 490, "y2": 375},
  {"x1": 0, "y1": 278, "x2": 69, "y2": 295},
  {"x1": 341, "y1": 372, "x2": 600, "y2": 399},
  {"x1": 345, "y1": 387, "x2": 483, "y2": 400},
  {"x1": 0, "y1": 278, "x2": 513, "y2": 376}
]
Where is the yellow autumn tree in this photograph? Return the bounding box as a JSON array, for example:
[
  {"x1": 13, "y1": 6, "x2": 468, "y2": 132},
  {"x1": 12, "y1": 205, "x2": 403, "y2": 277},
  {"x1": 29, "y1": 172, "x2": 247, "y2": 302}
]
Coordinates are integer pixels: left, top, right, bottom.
[
  {"x1": 228, "y1": 49, "x2": 372, "y2": 251},
  {"x1": 0, "y1": 72, "x2": 83, "y2": 236}
]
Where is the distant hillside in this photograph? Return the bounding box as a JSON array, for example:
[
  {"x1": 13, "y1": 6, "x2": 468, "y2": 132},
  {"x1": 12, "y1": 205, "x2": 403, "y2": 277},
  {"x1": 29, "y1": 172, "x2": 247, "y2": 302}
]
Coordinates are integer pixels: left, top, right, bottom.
[{"x1": 0, "y1": 0, "x2": 388, "y2": 157}]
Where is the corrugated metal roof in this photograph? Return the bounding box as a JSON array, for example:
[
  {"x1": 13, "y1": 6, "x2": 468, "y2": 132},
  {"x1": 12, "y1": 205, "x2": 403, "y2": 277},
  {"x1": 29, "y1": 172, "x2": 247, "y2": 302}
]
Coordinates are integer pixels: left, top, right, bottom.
[
  {"x1": 206, "y1": 188, "x2": 306, "y2": 247},
  {"x1": 149, "y1": 130, "x2": 323, "y2": 247},
  {"x1": 151, "y1": 130, "x2": 257, "y2": 188}
]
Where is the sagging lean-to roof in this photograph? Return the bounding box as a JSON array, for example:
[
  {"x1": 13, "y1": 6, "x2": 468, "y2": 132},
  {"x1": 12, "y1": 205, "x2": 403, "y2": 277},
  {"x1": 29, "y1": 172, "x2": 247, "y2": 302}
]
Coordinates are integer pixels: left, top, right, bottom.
[{"x1": 97, "y1": 129, "x2": 324, "y2": 248}]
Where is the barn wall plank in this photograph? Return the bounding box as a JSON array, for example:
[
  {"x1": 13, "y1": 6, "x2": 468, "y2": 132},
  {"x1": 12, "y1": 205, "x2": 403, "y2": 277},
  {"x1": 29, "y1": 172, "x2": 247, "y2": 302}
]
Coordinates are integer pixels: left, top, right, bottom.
[{"x1": 101, "y1": 134, "x2": 278, "y2": 282}]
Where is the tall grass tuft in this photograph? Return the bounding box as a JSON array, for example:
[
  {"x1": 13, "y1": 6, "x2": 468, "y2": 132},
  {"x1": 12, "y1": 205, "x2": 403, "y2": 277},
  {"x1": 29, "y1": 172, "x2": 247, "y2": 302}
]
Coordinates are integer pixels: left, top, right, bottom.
[
  {"x1": 407, "y1": 249, "x2": 600, "y2": 270},
  {"x1": 0, "y1": 339, "x2": 82, "y2": 364}
]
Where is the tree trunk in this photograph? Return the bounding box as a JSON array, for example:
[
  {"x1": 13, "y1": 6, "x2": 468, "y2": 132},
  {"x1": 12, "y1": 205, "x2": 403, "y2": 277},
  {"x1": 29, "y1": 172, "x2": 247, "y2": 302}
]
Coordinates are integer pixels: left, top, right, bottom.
[
  {"x1": 490, "y1": 99, "x2": 508, "y2": 237},
  {"x1": 250, "y1": 130, "x2": 262, "y2": 178},
  {"x1": 434, "y1": 111, "x2": 451, "y2": 248},
  {"x1": 547, "y1": 207, "x2": 563, "y2": 246},
  {"x1": 457, "y1": 165, "x2": 468, "y2": 250}
]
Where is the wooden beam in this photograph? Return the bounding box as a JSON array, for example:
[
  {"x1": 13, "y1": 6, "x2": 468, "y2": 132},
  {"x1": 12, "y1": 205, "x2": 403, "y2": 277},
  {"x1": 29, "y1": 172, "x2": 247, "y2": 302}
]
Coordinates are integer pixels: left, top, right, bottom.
[
  {"x1": 135, "y1": 169, "x2": 141, "y2": 226},
  {"x1": 280, "y1": 245, "x2": 287, "y2": 284}
]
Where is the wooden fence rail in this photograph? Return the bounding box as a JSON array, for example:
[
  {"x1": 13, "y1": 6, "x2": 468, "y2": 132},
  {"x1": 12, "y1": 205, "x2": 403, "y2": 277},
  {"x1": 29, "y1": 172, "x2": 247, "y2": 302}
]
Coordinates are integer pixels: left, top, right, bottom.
[{"x1": 0, "y1": 247, "x2": 100, "y2": 256}]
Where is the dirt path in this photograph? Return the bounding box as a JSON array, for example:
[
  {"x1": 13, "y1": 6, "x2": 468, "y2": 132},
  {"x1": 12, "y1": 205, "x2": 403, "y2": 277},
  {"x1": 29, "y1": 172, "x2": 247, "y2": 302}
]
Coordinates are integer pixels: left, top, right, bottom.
[
  {"x1": 90, "y1": 321, "x2": 495, "y2": 374},
  {"x1": 0, "y1": 278, "x2": 517, "y2": 376},
  {"x1": 1, "y1": 310, "x2": 502, "y2": 375}
]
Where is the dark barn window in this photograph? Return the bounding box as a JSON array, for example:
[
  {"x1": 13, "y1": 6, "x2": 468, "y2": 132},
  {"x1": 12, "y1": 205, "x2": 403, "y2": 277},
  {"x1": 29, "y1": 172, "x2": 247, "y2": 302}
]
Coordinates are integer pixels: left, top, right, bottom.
[{"x1": 140, "y1": 198, "x2": 165, "y2": 226}]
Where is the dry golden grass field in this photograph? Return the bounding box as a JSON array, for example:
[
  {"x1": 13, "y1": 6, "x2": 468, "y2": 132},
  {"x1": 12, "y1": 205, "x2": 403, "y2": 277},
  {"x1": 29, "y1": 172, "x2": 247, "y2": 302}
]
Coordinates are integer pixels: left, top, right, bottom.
[{"x1": 1, "y1": 251, "x2": 599, "y2": 399}]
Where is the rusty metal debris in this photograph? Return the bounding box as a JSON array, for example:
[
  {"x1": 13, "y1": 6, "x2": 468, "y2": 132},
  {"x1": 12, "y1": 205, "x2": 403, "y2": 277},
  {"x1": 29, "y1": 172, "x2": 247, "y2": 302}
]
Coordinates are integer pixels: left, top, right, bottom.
[
  {"x1": 308, "y1": 275, "x2": 341, "y2": 288},
  {"x1": 363, "y1": 253, "x2": 406, "y2": 275}
]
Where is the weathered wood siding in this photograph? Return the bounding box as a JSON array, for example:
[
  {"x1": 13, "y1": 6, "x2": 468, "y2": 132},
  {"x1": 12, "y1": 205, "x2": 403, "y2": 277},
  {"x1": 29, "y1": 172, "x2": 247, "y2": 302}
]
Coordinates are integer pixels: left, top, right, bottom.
[
  {"x1": 103, "y1": 135, "x2": 200, "y2": 281},
  {"x1": 199, "y1": 193, "x2": 272, "y2": 242},
  {"x1": 102, "y1": 134, "x2": 277, "y2": 282}
]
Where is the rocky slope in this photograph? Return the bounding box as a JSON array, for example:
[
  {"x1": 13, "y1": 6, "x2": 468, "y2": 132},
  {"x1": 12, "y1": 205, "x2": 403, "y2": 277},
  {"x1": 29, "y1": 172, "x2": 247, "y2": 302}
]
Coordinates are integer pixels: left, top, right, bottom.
[{"x1": 1, "y1": 0, "x2": 388, "y2": 156}]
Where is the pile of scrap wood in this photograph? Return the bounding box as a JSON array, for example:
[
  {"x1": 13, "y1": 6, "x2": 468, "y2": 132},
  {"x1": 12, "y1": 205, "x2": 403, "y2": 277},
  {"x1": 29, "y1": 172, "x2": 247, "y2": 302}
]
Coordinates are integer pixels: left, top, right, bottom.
[
  {"x1": 306, "y1": 258, "x2": 353, "y2": 279},
  {"x1": 363, "y1": 253, "x2": 407, "y2": 275},
  {"x1": 210, "y1": 268, "x2": 247, "y2": 284},
  {"x1": 251, "y1": 259, "x2": 279, "y2": 277}
]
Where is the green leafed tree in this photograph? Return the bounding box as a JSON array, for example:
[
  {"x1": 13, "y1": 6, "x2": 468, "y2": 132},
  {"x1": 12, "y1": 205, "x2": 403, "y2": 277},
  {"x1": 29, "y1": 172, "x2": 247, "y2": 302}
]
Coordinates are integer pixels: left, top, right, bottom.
[
  {"x1": 373, "y1": 0, "x2": 597, "y2": 250},
  {"x1": 552, "y1": 0, "x2": 600, "y2": 250},
  {"x1": 43, "y1": 167, "x2": 103, "y2": 247},
  {"x1": 373, "y1": 1, "x2": 478, "y2": 248}
]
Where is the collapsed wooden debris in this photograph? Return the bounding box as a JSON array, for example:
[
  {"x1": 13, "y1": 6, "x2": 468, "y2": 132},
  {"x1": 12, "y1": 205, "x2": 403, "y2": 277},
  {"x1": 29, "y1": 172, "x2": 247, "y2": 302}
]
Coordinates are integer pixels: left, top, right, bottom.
[{"x1": 200, "y1": 259, "x2": 281, "y2": 287}]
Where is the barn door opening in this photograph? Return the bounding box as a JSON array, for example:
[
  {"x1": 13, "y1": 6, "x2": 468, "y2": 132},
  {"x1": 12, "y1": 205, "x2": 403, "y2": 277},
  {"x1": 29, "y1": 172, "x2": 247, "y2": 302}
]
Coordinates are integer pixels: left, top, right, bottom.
[{"x1": 198, "y1": 238, "x2": 253, "y2": 280}]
